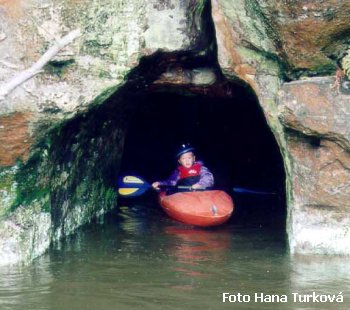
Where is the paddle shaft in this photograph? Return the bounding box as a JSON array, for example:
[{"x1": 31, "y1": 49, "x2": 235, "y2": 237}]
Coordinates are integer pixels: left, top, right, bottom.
[
  {"x1": 119, "y1": 182, "x2": 193, "y2": 190},
  {"x1": 233, "y1": 187, "x2": 278, "y2": 195},
  {"x1": 118, "y1": 175, "x2": 278, "y2": 197},
  {"x1": 117, "y1": 176, "x2": 208, "y2": 197}
]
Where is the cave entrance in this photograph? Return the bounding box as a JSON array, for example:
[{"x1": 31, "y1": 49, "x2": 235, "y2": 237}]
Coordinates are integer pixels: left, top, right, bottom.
[{"x1": 119, "y1": 81, "x2": 286, "y2": 229}]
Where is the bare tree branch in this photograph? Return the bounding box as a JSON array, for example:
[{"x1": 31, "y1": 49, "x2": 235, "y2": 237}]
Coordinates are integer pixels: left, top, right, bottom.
[{"x1": 0, "y1": 29, "x2": 81, "y2": 100}]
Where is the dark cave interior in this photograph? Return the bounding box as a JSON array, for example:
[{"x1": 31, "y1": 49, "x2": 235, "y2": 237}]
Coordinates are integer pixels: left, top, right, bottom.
[{"x1": 119, "y1": 83, "x2": 286, "y2": 227}]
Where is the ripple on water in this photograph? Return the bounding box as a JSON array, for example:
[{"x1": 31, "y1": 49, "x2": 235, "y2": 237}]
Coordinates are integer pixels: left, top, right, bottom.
[{"x1": 0, "y1": 203, "x2": 350, "y2": 310}]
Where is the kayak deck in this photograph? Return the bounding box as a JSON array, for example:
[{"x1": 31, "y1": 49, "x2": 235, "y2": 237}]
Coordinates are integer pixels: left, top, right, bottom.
[{"x1": 159, "y1": 190, "x2": 234, "y2": 227}]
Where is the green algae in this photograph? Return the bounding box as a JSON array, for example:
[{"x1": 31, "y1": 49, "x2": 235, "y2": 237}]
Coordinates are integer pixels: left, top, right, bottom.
[
  {"x1": 0, "y1": 167, "x2": 18, "y2": 218},
  {"x1": 191, "y1": 0, "x2": 207, "y2": 17},
  {"x1": 89, "y1": 84, "x2": 120, "y2": 108},
  {"x1": 11, "y1": 145, "x2": 51, "y2": 214},
  {"x1": 7, "y1": 81, "x2": 125, "y2": 222}
]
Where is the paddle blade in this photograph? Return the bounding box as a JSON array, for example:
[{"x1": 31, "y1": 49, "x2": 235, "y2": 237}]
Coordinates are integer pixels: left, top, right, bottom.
[
  {"x1": 120, "y1": 175, "x2": 146, "y2": 185},
  {"x1": 117, "y1": 175, "x2": 151, "y2": 197},
  {"x1": 117, "y1": 175, "x2": 148, "y2": 188},
  {"x1": 118, "y1": 186, "x2": 148, "y2": 197}
]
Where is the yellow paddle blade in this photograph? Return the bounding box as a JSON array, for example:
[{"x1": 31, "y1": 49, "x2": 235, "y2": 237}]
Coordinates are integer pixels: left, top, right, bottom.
[
  {"x1": 118, "y1": 188, "x2": 139, "y2": 196},
  {"x1": 123, "y1": 176, "x2": 144, "y2": 184}
]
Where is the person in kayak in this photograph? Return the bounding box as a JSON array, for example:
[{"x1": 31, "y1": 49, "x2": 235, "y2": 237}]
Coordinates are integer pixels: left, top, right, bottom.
[{"x1": 152, "y1": 143, "x2": 214, "y2": 191}]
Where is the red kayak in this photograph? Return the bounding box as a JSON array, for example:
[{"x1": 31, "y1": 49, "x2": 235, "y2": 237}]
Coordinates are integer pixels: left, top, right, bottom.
[{"x1": 159, "y1": 190, "x2": 234, "y2": 227}]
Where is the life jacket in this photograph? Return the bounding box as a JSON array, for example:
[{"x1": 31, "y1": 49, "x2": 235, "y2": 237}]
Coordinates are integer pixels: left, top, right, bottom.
[{"x1": 176, "y1": 162, "x2": 202, "y2": 186}]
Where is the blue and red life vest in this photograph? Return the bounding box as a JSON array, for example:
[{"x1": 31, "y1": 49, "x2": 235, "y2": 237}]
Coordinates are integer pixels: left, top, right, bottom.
[
  {"x1": 178, "y1": 162, "x2": 202, "y2": 179},
  {"x1": 177, "y1": 162, "x2": 202, "y2": 186}
]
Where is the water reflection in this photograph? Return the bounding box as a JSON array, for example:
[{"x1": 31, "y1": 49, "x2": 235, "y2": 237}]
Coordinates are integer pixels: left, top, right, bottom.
[
  {"x1": 290, "y1": 255, "x2": 350, "y2": 295},
  {"x1": 164, "y1": 226, "x2": 231, "y2": 280},
  {"x1": 0, "y1": 257, "x2": 53, "y2": 310},
  {"x1": 0, "y1": 201, "x2": 349, "y2": 309}
]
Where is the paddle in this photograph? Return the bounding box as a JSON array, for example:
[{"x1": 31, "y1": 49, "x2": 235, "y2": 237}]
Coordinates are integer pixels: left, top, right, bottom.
[
  {"x1": 232, "y1": 187, "x2": 278, "y2": 195},
  {"x1": 118, "y1": 175, "x2": 279, "y2": 198},
  {"x1": 117, "y1": 175, "x2": 193, "y2": 197}
]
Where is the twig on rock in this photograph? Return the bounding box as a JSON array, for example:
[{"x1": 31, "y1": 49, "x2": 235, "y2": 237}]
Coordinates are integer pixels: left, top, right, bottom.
[{"x1": 0, "y1": 29, "x2": 81, "y2": 100}]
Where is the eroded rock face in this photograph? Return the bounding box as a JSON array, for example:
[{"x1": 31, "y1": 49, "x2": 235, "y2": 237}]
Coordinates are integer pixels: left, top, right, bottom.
[
  {"x1": 1, "y1": 0, "x2": 350, "y2": 264},
  {"x1": 255, "y1": 0, "x2": 350, "y2": 74},
  {"x1": 210, "y1": 0, "x2": 350, "y2": 254},
  {"x1": 212, "y1": 0, "x2": 350, "y2": 78},
  {"x1": 211, "y1": 0, "x2": 283, "y2": 139},
  {"x1": 0, "y1": 205, "x2": 51, "y2": 265},
  {"x1": 0, "y1": 0, "x2": 206, "y2": 265},
  {"x1": 278, "y1": 77, "x2": 350, "y2": 254},
  {"x1": 0, "y1": 0, "x2": 202, "y2": 115}
]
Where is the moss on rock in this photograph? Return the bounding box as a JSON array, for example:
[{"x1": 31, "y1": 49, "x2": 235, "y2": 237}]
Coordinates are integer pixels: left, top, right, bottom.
[{"x1": 0, "y1": 166, "x2": 18, "y2": 219}]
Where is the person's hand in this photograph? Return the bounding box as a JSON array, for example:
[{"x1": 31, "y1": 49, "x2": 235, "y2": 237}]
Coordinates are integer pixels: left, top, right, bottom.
[
  {"x1": 152, "y1": 182, "x2": 160, "y2": 190},
  {"x1": 191, "y1": 183, "x2": 203, "y2": 190}
]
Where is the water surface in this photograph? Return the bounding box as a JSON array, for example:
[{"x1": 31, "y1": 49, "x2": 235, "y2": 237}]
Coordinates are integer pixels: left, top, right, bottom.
[{"x1": 0, "y1": 196, "x2": 349, "y2": 310}]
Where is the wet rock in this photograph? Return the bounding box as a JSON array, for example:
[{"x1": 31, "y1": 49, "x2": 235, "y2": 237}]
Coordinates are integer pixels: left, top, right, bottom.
[
  {"x1": 278, "y1": 77, "x2": 350, "y2": 254},
  {"x1": 0, "y1": 0, "x2": 205, "y2": 264},
  {"x1": 211, "y1": 1, "x2": 350, "y2": 255},
  {"x1": 0, "y1": 205, "x2": 51, "y2": 266},
  {"x1": 1, "y1": 0, "x2": 350, "y2": 263},
  {"x1": 155, "y1": 67, "x2": 217, "y2": 85},
  {"x1": 0, "y1": 166, "x2": 18, "y2": 219},
  {"x1": 278, "y1": 77, "x2": 350, "y2": 150}
]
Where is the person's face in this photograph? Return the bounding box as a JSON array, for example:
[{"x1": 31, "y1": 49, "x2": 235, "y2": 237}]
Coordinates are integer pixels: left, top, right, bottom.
[{"x1": 178, "y1": 152, "x2": 195, "y2": 168}]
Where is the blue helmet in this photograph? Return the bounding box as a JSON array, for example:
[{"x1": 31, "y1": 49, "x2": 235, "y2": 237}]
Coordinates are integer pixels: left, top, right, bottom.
[{"x1": 176, "y1": 143, "x2": 195, "y2": 158}]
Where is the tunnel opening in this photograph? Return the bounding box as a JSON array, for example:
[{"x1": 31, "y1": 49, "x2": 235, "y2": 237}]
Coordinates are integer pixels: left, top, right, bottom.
[
  {"x1": 13, "y1": 53, "x2": 286, "y2": 237},
  {"x1": 119, "y1": 80, "x2": 286, "y2": 229},
  {"x1": 13, "y1": 17, "x2": 286, "y2": 239}
]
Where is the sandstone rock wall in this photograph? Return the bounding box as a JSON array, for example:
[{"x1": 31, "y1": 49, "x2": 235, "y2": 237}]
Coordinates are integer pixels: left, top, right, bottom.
[
  {"x1": 0, "y1": 0, "x2": 205, "y2": 265},
  {"x1": 0, "y1": 0, "x2": 201, "y2": 115},
  {"x1": 278, "y1": 77, "x2": 350, "y2": 254},
  {"x1": 1, "y1": 0, "x2": 350, "y2": 263},
  {"x1": 211, "y1": 0, "x2": 350, "y2": 254}
]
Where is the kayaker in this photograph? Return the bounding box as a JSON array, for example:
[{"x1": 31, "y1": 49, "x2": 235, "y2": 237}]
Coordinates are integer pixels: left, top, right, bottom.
[{"x1": 152, "y1": 143, "x2": 214, "y2": 191}]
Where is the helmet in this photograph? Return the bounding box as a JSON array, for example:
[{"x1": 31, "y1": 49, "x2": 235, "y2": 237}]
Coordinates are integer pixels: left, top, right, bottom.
[{"x1": 176, "y1": 143, "x2": 195, "y2": 158}]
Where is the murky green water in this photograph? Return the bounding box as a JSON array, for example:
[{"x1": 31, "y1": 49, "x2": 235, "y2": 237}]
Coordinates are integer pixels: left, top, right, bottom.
[{"x1": 0, "y1": 197, "x2": 349, "y2": 310}]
